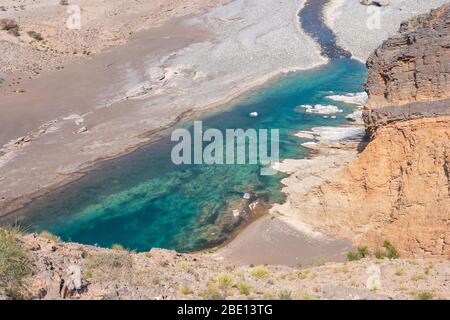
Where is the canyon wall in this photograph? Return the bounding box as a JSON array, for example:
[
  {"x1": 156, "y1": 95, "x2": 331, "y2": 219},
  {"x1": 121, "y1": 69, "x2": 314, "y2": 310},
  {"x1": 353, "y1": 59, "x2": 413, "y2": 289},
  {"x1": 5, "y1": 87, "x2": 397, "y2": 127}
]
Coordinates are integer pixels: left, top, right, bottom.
[
  {"x1": 363, "y1": 3, "x2": 450, "y2": 134},
  {"x1": 295, "y1": 4, "x2": 450, "y2": 257}
]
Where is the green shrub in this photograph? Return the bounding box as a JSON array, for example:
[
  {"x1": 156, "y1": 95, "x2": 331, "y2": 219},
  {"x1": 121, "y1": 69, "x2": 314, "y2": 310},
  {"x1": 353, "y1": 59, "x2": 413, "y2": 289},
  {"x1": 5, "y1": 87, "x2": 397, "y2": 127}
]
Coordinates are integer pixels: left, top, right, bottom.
[
  {"x1": 0, "y1": 228, "x2": 31, "y2": 298},
  {"x1": 217, "y1": 274, "x2": 233, "y2": 290},
  {"x1": 394, "y1": 268, "x2": 405, "y2": 276},
  {"x1": 39, "y1": 230, "x2": 59, "y2": 242},
  {"x1": 374, "y1": 249, "x2": 386, "y2": 259},
  {"x1": 249, "y1": 266, "x2": 271, "y2": 279},
  {"x1": 416, "y1": 291, "x2": 434, "y2": 300},
  {"x1": 111, "y1": 243, "x2": 125, "y2": 251},
  {"x1": 201, "y1": 281, "x2": 225, "y2": 300},
  {"x1": 237, "y1": 282, "x2": 251, "y2": 296},
  {"x1": 180, "y1": 285, "x2": 193, "y2": 295},
  {"x1": 298, "y1": 268, "x2": 310, "y2": 280},
  {"x1": 383, "y1": 241, "x2": 399, "y2": 259},
  {"x1": 347, "y1": 246, "x2": 369, "y2": 261}
]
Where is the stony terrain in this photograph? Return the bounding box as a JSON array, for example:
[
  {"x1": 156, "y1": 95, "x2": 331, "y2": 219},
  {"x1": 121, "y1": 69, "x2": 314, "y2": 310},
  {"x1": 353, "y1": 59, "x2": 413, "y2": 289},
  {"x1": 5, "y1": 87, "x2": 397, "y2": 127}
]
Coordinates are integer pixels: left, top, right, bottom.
[
  {"x1": 1, "y1": 229, "x2": 448, "y2": 300},
  {"x1": 0, "y1": 0, "x2": 226, "y2": 83},
  {"x1": 324, "y1": 0, "x2": 450, "y2": 62},
  {"x1": 279, "y1": 4, "x2": 450, "y2": 258}
]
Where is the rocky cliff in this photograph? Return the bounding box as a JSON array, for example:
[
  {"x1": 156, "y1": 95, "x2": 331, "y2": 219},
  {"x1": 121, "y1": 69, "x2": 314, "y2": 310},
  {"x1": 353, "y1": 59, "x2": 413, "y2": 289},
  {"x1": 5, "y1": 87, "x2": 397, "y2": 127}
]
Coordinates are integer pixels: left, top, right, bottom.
[
  {"x1": 286, "y1": 4, "x2": 450, "y2": 257},
  {"x1": 364, "y1": 3, "x2": 450, "y2": 134}
]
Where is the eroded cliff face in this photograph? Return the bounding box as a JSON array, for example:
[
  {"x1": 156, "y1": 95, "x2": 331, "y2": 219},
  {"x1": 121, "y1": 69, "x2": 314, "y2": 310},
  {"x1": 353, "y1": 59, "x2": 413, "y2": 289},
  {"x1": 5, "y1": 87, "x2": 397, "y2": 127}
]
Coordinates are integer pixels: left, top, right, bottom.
[
  {"x1": 294, "y1": 4, "x2": 450, "y2": 257},
  {"x1": 364, "y1": 3, "x2": 450, "y2": 135},
  {"x1": 365, "y1": 3, "x2": 450, "y2": 110},
  {"x1": 299, "y1": 116, "x2": 450, "y2": 256}
]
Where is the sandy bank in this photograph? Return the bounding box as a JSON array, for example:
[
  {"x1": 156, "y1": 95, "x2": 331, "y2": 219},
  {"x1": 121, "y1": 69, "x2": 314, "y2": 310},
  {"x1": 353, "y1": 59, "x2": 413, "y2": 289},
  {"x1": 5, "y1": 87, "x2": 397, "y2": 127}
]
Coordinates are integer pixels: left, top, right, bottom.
[
  {"x1": 0, "y1": 0, "x2": 325, "y2": 216},
  {"x1": 214, "y1": 215, "x2": 351, "y2": 266},
  {"x1": 324, "y1": 0, "x2": 449, "y2": 62}
]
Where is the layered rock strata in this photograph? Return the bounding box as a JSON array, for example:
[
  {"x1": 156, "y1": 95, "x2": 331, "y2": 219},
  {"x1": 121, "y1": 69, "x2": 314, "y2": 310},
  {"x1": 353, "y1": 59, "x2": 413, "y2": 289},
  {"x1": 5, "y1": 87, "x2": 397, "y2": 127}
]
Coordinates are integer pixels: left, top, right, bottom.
[{"x1": 287, "y1": 4, "x2": 450, "y2": 257}]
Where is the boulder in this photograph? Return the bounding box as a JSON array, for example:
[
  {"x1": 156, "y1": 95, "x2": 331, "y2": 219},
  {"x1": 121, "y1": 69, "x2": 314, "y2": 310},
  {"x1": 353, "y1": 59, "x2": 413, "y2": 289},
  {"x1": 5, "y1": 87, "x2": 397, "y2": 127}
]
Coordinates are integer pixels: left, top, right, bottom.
[
  {"x1": 61, "y1": 265, "x2": 83, "y2": 298},
  {"x1": 360, "y1": 0, "x2": 390, "y2": 6}
]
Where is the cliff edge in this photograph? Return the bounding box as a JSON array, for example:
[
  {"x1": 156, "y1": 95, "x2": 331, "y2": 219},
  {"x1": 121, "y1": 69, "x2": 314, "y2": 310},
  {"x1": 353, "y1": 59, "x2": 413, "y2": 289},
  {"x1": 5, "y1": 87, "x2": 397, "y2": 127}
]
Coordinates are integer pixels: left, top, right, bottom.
[
  {"x1": 364, "y1": 3, "x2": 450, "y2": 134},
  {"x1": 286, "y1": 4, "x2": 450, "y2": 257}
]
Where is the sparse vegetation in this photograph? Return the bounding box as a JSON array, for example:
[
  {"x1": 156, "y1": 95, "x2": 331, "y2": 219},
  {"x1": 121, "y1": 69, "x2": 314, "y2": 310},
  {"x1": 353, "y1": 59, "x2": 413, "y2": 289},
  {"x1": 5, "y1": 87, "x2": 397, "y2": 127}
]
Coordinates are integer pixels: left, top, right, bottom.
[
  {"x1": 201, "y1": 281, "x2": 225, "y2": 300},
  {"x1": 0, "y1": 228, "x2": 31, "y2": 298},
  {"x1": 176, "y1": 261, "x2": 190, "y2": 272},
  {"x1": 85, "y1": 250, "x2": 133, "y2": 282},
  {"x1": 237, "y1": 282, "x2": 251, "y2": 296},
  {"x1": 39, "y1": 230, "x2": 59, "y2": 242},
  {"x1": 395, "y1": 268, "x2": 405, "y2": 276},
  {"x1": 347, "y1": 246, "x2": 370, "y2": 261},
  {"x1": 424, "y1": 263, "x2": 433, "y2": 275},
  {"x1": 298, "y1": 268, "x2": 310, "y2": 280},
  {"x1": 27, "y1": 31, "x2": 43, "y2": 41},
  {"x1": 374, "y1": 249, "x2": 386, "y2": 259},
  {"x1": 217, "y1": 274, "x2": 233, "y2": 290},
  {"x1": 411, "y1": 273, "x2": 427, "y2": 281},
  {"x1": 249, "y1": 266, "x2": 271, "y2": 279},
  {"x1": 301, "y1": 294, "x2": 320, "y2": 300},
  {"x1": 374, "y1": 241, "x2": 400, "y2": 259},
  {"x1": 262, "y1": 293, "x2": 275, "y2": 300},
  {"x1": 111, "y1": 243, "x2": 125, "y2": 251},
  {"x1": 278, "y1": 290, "x2": 292, "y2": 300},
  {"x1": 180, "y1": 285, "x2": 193, "y2": 295},
  {"x1": 416, "y1": 291, "x2": 434, "y2": 300},
  {"x1": 383, "y1": 241, "x2": 400, "y2": 259}
]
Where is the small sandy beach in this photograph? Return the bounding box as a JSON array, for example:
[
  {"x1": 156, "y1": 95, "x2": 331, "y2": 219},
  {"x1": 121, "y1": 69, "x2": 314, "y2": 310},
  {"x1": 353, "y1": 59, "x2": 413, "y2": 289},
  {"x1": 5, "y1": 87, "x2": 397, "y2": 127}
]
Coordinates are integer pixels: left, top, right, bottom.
[{"x1": 214, "y1": 215, "x2": 351, "y2": 266}]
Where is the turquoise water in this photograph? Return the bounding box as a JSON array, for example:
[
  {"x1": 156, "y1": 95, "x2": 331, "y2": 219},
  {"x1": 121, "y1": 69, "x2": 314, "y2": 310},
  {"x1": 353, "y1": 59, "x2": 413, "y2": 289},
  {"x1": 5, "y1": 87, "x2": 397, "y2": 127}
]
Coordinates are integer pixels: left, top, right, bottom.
[{"x1": 5, "y1": 59, "x2": 367, "y2": 252}]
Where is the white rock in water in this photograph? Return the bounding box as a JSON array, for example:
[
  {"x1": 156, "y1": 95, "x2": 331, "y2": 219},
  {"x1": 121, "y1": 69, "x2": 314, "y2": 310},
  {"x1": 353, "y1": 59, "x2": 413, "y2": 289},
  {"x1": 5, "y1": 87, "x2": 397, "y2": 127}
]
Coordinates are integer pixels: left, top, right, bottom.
[
  {"x1": 243, "y1": 192, "x2": 251, "y2": 200},
  {"x1": 346, "y1": 110, "x2": 363, "y2": 123},
  {"x1": 295, "y1": 131, "x2": 316, "y2": 140},
  {"x1": 326, "y1": 92, "x2": 368, "y2": 105},
  {"x1": 298, "y1": 104, "x2": 343, "y2": 114},
  {"x1": 311, "y1": 126, "x2": 366, "y2": 144},
  {"x1": 331, "y1": 115, "x2": 337, "y2": 119},
  {"x1": 301, "y1": 141, "x2": 319, "y2": 149},
  {"x1": 249, "y1": 112, "x2": 258, "y2": 117}
]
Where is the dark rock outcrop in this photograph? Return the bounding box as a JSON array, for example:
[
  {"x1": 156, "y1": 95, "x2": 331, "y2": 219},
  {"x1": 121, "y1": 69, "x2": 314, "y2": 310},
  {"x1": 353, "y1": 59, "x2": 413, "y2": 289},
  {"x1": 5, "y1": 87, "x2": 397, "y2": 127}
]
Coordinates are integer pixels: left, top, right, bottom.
[{"x1": 363, "y1": 3, "x2": 450, "y2": 134}]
